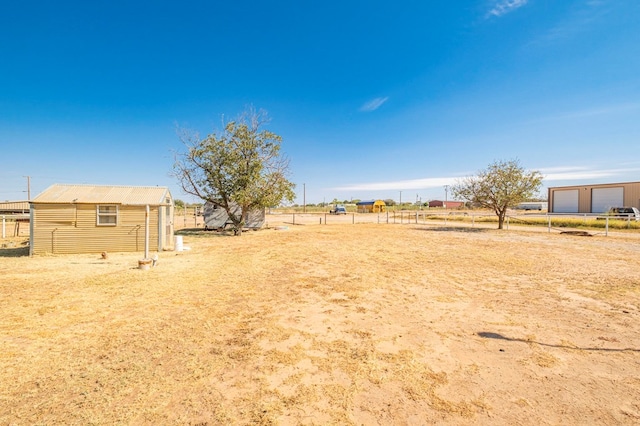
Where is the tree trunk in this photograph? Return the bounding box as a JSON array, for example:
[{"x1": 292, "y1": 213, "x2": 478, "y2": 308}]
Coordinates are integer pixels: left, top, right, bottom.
[
  {"x1": 497, "y1": 210, "x2": 506, "y2": 229},
  {"x1": 227, "y1": 211, "x2": 244, "y2": 236}
]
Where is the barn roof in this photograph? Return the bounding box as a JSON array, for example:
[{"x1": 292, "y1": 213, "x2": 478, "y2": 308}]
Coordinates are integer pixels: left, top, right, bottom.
[
  {"x1": 356, "y1": 199, "x2": 385, "y2": 205},
  {"x1": 0, "y1": 201, "x2": 30, "y2": 212},
  {"x1": 32, "y1": 184, "x2": 172, "y2": 206}
]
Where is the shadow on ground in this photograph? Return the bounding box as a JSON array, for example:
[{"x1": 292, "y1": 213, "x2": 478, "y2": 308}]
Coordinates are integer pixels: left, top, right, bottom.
[
  {"x1": 0, "y1": 245, "x2": 29, "y2": 258},
  {"x1": 176, "y1": 228, "x2": 234, "y2": 237},
  {"x1": 417, "y1": 226, "x2": 490, "y2": 233},
  {"x1": 478, "y1": 331, "x2": 638, "y2": 352}
]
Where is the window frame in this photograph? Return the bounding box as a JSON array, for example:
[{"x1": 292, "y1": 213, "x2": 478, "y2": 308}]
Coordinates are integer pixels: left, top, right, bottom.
[{"x1": 96, "y1": 205, "x2": 118, "y2": 226}]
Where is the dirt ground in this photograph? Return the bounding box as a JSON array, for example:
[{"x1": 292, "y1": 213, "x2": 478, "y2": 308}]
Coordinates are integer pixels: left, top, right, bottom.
[{"x1": 1, "y1": 223, "x2": 639, "y2": 425}]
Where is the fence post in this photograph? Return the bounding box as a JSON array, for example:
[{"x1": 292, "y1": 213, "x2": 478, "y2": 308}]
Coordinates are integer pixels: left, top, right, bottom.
[
  {"x1": 548, "y1": 215, "x2": 551, "y2": 233},
  {"x1": 352, "y1": 213, "x2": 355, "y2": 224},
  {"x1": 1, "y1": 216, "x2": 5, "y2": 239},
  {"x1": 507, "y1": 216, "x2": 509, "y2": 230},
  {"x1": 324, "y1": 213, "x2": 327, "y2": 225},
  {"x1": 605, "y1": 217, "x2": 609, "y2": 236},
  {"x1": 472, "y1": 214, "x2": 475, "y2": 227},
  {"x1": 292, "y1": 213, "x2": 295, "y2": 225}
]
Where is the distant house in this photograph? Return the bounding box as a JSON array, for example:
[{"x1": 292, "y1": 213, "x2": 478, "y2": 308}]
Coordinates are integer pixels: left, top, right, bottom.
[
  {"x1": 355, "y1": 199, "x2": 386, "y2": 213},
  {"x1": 30, "y1": 184, "x2": 174, "y2": 255},
  {"x1": 428, "y1": 200, "x2": 464, "y2": 209}
]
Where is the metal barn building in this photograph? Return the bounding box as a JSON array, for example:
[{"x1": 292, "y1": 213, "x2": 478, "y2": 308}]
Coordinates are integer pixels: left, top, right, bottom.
[
  {"x1": 548, "y1": 181, "x2": 640, "y2": 214},
  {"x1": 30, "y1": 184, "x2": 174, "y2": 255},
  {"x1": 355, "y1": 200, "x2": 386, "y2": 213}
]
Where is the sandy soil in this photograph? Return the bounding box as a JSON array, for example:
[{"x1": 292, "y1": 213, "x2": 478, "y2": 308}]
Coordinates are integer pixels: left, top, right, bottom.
[{"x1": 1, "y1": 223, "x2": 639, "y2": 425}]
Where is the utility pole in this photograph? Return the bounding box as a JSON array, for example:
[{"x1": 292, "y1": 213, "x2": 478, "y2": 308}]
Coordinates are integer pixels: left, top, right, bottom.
[
  {"x1": 23, "y1": 176, "x2": 31, "y2": 200},
  {"x1": 399, "y1": 190, "x2": 402, "y2": 209},
  {"x1": 444, "y1": 185, "x2": 449, "y2": 208}
]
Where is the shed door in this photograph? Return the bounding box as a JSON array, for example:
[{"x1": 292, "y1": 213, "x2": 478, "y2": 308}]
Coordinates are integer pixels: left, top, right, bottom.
[
  {"x1": 552, "y1": 189, "x2": 579, "y2": 213},
  {"x1": 591, "y1": 187, "x2": 623, "y2": 213},
  {"x1": 165, "y1": 203, "x2": 173, "y2": 248}
]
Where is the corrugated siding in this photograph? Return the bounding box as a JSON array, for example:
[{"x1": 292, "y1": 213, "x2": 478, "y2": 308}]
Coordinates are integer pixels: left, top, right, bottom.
[
  {"x1": 0, "y1": 201, "x2": 30, "y2": 212},
  {"x1": 31, "y1": 204, "x2": 159, "y2": 254},
  {"x1": 623, "y1": 183, "x2": 640, "y2": 208},
  {"x1": 578, "y1": 189, "x2": 591, "y2": 213},
  {"x1": 33, "y1": 184, "x2": 170, "y2": 205}
]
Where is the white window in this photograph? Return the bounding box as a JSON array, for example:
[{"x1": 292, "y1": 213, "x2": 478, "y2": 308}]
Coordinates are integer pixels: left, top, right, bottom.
[{"x1": 97, "y1": 205, "x2": 118, "y2": 226}]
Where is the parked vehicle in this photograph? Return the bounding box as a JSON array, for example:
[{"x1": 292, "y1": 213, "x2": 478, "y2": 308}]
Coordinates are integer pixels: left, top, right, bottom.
[
  {"x1": 605, "y1": 207, "x2": 640, "y2": 221},
  {"x1": 330, "y1": 204, "x2": 347, "y2": 215},
  {"x1": 514, "y1": 202, "x2": 548, "y2": 211}
]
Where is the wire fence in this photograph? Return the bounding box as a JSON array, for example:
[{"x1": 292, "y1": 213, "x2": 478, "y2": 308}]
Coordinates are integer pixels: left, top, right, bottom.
[
  {"x1": 262, "y1": 210, "x2": 640, "y2": 237},
  {"x1": 4, "y1": 209, "x2": 639, "y2": 240}
]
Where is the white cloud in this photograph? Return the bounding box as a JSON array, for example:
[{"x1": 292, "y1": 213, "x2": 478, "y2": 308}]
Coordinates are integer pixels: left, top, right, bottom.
[
  {"x1": 553, "y1": 103, "x2": 640, "y2": 120},
  {"x1": 542, "y1": 170, "x2": 616, "y2": 181},
  {"x1": 527, "y1": 0, "x2": 607, "y2": 46},
  {"x1": 487, "y1": 0, "x2": 528, "y2": 18},
  {"x1": 540, "y1": 165, "x2": 640, "y2": 182},
  {"x1": 333, "y1": 177, "x2": 458, "y2": 192},
  {"x1": 359, "y1": 97, "x2": 389, "y2": 112},
  {"x1": 330, "y1": 163, "x2": 640, "y2": 195}
]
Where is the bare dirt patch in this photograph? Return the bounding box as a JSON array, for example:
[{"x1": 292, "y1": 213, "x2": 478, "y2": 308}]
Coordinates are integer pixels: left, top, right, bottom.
[{"x1": 1, "y1": 225, "x2": 639, "y2": 424}]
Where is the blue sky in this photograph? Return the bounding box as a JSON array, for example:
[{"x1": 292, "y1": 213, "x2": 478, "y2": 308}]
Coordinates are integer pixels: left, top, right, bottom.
[{"x1": 1, "y1": 0, "x2": 639, "y2": 205}]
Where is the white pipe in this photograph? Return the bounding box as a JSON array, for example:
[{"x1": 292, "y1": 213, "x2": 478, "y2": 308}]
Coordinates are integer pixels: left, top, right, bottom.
[{"x1": 145, "y1": 205, "x2": 150, "y2": 259}]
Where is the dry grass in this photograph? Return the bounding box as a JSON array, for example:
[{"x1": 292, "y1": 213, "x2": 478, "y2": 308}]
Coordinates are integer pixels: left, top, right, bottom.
[{"x1": 2, "y1": 224, "x2": 640, "y2": 424}]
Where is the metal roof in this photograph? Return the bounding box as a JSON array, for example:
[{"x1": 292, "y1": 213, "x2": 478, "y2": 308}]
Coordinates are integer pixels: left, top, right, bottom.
[
  {"x1": 32, "y1": 184, "x2": 172, "y2": 205},
  {"x1": 356, "y1": 199, "x2": 385, "y2": 205},
  {"x1": 0, "y1": 201, "x2": 30, "y2": 212}
]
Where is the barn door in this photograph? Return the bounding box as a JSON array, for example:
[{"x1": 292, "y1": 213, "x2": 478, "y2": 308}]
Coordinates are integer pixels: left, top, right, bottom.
[
  {"x1": 591, "y1": 187, "x2": 623, "y2": 213},
  {"x1": 552, "y1": 190, "x2": 579, "y2": 213}
]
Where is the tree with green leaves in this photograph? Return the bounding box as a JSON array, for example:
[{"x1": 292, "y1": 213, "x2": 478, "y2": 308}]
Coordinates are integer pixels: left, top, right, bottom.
[
  {"x1": 451, "y1": 159, "x2": 543, "y2": 229},
  {"x1": 173, "y1": 108, "x2": 295, "y2": 235}
]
